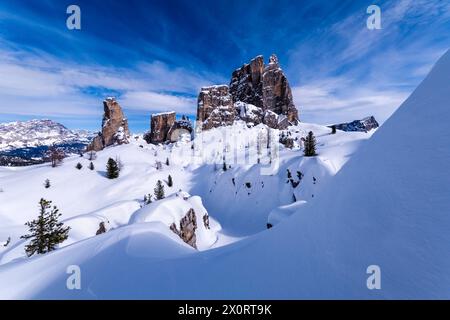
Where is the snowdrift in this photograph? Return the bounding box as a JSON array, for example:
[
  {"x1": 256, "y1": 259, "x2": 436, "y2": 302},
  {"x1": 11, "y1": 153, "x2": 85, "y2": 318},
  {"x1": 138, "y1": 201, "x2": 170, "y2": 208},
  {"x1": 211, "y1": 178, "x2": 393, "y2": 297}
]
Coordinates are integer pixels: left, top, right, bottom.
[{"x1": 2, "y1": 49, "x2": 448, "y2": 298}]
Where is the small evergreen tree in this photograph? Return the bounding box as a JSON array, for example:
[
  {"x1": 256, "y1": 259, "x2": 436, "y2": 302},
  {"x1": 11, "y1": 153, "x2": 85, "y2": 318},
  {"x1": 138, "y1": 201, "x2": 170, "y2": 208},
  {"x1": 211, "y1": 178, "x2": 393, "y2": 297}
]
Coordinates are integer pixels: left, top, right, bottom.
[
  {"x1": 167, "y1": 175, "x2": 173, "y2": 187},
  {"x1": 303, "y1": 131, "x2": 317, "y2": 157},
  {"x1": 223, "y1": 161, "x2": 227, "y2": 172},
  {"x1": 76, "y1": 162, "x2": 83, "y2": 170},
  {"x1": 144, "y1": 194, "x2": 153, "y2": 205},
  {"x1": 89, "y1": 162, "x2": 95, "y2": 171},
  {"x1": 287, "y1": 169, "x2": 292, "y2": 180},
  {"x1": 166, "y1": 157, "x2": 170, "y2": 166},
  {"x1": 44, "y1": 179, "x2": 51, "y2": 189},
  {"x1": 21, "y1": 199, "x2": 70, "y2": 257},
  {"x1": 106, "y1": 158, "x2": 119, "y2": 179},
  {"x1": 154, "y1": 180, "x2": 165, "y2": 200}
]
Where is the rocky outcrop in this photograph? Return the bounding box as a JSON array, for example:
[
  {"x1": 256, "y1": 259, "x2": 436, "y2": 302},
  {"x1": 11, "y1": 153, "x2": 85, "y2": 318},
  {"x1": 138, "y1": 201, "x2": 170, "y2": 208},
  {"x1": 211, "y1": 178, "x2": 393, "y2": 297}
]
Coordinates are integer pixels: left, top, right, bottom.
[
  {"x1": 149, "y1": 112, "x2": 176, "y2": 144},
  {"x1": 197, "y1": 54, "x2": 299, "y2": 130},
  {"x1": 147, "y1": 113, "x2": 193, "y2": 144},
  {"x1": 87, "y1": 98, "x2": 130, "y2": 151},
  {"x1": 262, "y1": 54, "x2": 298, "y2": 125},
  {"x1": 170, "y1": 208, "x2": 197, "y2": 249},
  {"x1": 230, "y1": 55, "x2": 264, "y2": 108},
  {"x1": 96, "y1": 222, "x2": 107, "y2": 235},
  {"x1": 331, "y1": 116, "x2": 379, "y2": 132},
  {"x1": 197, "y1": 85, "x2": 236, "y2": 130},
  {"x1": 167, "y1": 118, "x2": 193, "y2": 142}
]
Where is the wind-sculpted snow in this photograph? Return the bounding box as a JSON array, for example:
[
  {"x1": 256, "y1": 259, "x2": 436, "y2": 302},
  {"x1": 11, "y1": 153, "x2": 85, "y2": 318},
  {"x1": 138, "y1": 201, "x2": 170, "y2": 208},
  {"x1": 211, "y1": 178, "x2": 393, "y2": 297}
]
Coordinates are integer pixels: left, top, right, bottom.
[{"x1": 0, "y1": 98, "x2": 379, "y2": 298}]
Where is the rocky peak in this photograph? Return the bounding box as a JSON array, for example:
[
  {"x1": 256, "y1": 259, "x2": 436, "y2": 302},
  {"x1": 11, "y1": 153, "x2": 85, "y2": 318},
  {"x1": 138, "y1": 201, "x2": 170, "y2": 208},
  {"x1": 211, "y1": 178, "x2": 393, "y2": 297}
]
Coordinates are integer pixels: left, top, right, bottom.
[
  {"x1": 149, "y1": 112, "x2": 176, "y2": 144},
  {"x1": 87, "y1": 98, "x2": 130, "y2": 152},
  {"x1": 197, "y1": 54, "x2": 299, "y2": 130},
  {"x1": 197, "y1": 85, "x2": 236, "y2": 130},
  {"x1": 147, "y1": 112, "x2": 193, "y2": 144},
  {"x1": 331, "y1": 116, "x2": 379, "y2": 133},
  {"x1": 230, "y1": 56, "x2": 264, "y2": 108}
]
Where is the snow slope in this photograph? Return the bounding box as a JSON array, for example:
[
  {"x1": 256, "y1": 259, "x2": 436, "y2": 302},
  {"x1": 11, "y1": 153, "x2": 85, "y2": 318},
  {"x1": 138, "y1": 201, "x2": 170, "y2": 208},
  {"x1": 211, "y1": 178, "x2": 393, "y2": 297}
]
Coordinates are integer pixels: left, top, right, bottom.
[
  {"x1": 4, "y1": 44, "x2": 448, "y2": 298},
  {"x1": 0, "y1": 115, "x2": 374, "y2": 298}
]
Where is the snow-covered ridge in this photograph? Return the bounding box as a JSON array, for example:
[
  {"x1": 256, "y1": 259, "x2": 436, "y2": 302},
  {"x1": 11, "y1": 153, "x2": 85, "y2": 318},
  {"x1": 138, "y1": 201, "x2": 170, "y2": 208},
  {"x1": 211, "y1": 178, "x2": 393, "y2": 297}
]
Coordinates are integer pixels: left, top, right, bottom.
[{"x1": 0, "y1": 119, "x2": 94, "y2": 152}]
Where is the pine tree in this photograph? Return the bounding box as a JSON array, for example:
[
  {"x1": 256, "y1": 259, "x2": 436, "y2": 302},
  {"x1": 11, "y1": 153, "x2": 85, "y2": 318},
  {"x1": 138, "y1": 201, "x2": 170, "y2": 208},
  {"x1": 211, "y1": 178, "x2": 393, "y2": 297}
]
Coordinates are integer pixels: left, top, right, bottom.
[
  {"x1": 89, "y1": 162, "x2": 95, "y2": 171},
  {"x1": 76, "y1": 162, "x2": 83, "y2": 170},
  {"x1": 166, "y1": 157, "x2": 170, "y2": 166},
  {"x1": 106, "y1": 158, "x2": 119, "y2": 179},
  {"x1": 167, "y1": 175, "x2": 173, "y2": 187},
  {"x1": 303, "y1": 131, "x2": 317, "y2": 157},
  {"x1": 20, "y1": 199, "x2": 70, "y2": 257},
  {"x1": 154, "y1": 180, "x2": 165, "y2": 200},
  {"x1": 223, "y1": 161, "x2": 227, "y2": 171},
  {"x1": 144, "y1": 194, "x2": 153, "y2": 205},
  {"x1": 287, "y1": 169, "x2": 292, "y2": 180},
  {"x1": 44, "y1": 179, "x2": 51, "y2": 189}
]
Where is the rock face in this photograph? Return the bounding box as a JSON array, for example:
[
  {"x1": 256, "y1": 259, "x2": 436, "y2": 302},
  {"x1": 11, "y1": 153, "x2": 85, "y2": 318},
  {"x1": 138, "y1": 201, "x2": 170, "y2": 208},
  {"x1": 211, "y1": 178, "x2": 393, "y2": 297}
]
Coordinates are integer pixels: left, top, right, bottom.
[
  {"x1": 148, "y1": 113, "x2": 193, "y2": 144},
  {"x1": 167, "y1": 119, "x2": 193, "y2": 142},
  {"x1": 262, "y1": 54, "x2": 298, "y2": 125},
  {"x1": 149, "y1": 112, "x2": 176, "y2": 144},
  {"x1": 230, "y1": 55, "x2": 264, "y2": 108},
  {"x1": 95, "y1": 222, "x2": 107, "y2": 235},
  {"x1": 197, "y1": 54, "x2": 299, "y2": 130},
  {"x1": 87, "y1": 98, "x2": 130, "y2": 151},
  {"x1": 331, "y1": 116, "x2": 379, "y2": 132},
  {"x1": 197, "y1": 85, "x2": 236, "y2": 130},
  {"x1": 170, "y1": 208, "x2": 198, "y2": 249}
]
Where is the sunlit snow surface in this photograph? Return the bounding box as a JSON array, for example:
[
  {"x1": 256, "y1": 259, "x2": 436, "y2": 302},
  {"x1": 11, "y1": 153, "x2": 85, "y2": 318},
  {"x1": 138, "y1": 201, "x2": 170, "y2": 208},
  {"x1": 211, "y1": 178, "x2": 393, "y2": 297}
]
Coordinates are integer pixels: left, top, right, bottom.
[{"x1": 1, "y1": 50, "x2": 448, "y2": 299}]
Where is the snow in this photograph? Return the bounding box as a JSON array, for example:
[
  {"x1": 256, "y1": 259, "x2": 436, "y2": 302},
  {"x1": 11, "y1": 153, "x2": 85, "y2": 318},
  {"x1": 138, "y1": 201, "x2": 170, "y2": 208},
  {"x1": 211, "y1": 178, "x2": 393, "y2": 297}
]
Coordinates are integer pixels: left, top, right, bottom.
[
  {"x1": 0, "y1": 115, "x2": 371, "y2": 298},
  {"x1": 1, "y1": 49, "x2": 448, "y2": 299}
]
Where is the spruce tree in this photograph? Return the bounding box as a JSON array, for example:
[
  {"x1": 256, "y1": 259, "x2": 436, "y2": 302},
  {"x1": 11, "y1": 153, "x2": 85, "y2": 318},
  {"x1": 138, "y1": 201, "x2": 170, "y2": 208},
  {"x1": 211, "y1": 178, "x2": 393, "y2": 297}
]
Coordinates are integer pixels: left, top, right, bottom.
[
  {"x1": 106, "y1": 158, "x2": 119, "y2": 179},
  {"x1": 144, "y1": 194, "x2": 153, "y2": 205},
  {"x1": 223, "y1": 161, "x2": 227, "y2": 172},
  {"x1": 44, "y1": 179, "x2": 51, "y2": 189},
  {"x1": 304, "y1": 131, "x2": 317, "y2": 157},
  {"x1": 76, "y1": 162, "x2": 83, "y2": 170},
  {"x1": 154, "y1": 180, "x2": 165, "y2": 200},
  {"x1": 21, "y1": 199, "x2": 70, "y2": 257},
  {"x1": 166, "y1": 157, "x2": 170, "y2": 166},
  {"x1": 89, "y1": 162, "x2": 95, "y2": 171},
  {"x1": 167, "y1": 175, "x2": 173, "y2": 187}
]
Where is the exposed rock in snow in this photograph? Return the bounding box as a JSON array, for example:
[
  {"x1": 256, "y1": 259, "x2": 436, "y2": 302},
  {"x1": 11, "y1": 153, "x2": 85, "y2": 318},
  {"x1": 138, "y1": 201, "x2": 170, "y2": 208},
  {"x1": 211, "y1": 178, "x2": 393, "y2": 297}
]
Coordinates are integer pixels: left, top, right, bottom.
[
  {"x1": 197, "y1": 85, "x2": 236, "y2": 130},
  {"x1": 148, "y1": 113, "x2": 193, "y2": 144},
  {"x1": 331, "y1": 116, "x2": 379, "y2": 132},
  {"x1": 87, "y1": 98, "x2": 130, "y2": 151},
  {"x1": 149, "y1": 111, "x2": 176, "y2": 144},
  {"x1": 167, "y1": 119, "x2": 193, "y2": 143},
  {"x1": 261, "y1": 54, "x2": 299, "y2": 126},
  {"x1": 170, "y1": 208, "x2": 198, "y2": 249},
  {"x1": 197, "y1": 54, "x2": 299, "y2": 131},
  {"x1": 230, "y1": 55, "x2": 265, "y2": 108}
]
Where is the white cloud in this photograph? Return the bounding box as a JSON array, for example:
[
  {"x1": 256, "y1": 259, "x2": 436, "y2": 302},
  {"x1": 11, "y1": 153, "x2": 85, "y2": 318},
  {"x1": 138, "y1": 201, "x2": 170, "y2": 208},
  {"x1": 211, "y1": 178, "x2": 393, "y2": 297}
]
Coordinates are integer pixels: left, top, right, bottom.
[
  {"x1": 293, "y1": 81, "x2": 408, "y2": 125},
  {"x1": 120, "y1": 91, "x2": 195, "y2": 114},
  {"x1": 0, "y1": 46, "x2": 219, "y2": 119}
]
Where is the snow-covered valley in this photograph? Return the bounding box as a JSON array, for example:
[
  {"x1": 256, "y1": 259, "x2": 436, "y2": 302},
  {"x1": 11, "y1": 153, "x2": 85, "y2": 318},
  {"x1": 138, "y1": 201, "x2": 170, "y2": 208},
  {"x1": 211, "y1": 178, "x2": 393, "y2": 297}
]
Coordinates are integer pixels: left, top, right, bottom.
[
  {"x1": 0, "y1": 47, "x2": 448, "y2": 299},
  {"x1": 0, "y1": 118, "x2": 373, "y2": 298}
]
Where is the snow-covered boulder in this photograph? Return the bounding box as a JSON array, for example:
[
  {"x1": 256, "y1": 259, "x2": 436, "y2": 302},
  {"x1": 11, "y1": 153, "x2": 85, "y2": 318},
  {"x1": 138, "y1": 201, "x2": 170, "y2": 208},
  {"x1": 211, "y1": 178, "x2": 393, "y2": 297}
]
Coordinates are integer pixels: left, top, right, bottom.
[{"x1": 130, "y1": 193, "x2": 221, "y2": 250}]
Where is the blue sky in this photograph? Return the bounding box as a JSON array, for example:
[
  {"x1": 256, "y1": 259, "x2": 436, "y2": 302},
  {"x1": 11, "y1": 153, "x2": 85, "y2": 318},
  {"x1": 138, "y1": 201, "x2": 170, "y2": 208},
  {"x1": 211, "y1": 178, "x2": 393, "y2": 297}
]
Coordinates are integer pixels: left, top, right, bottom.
[{"x1": 0, "y1": 0, "x2": 449, "y2": 132}]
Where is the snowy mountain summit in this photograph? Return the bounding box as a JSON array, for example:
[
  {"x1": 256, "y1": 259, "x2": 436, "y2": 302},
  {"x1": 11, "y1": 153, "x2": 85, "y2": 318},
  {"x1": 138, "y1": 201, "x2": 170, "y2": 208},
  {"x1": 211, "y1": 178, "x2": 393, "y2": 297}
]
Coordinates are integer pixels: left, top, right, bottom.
[{"x1": 0, "y1": 119, "x2": 93, "y2": 151}]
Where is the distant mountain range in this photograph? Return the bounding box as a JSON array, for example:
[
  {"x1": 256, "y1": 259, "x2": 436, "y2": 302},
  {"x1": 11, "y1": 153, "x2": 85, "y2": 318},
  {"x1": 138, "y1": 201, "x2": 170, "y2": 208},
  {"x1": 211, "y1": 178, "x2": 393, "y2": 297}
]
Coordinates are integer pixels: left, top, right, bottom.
[{"x1": 0, "y1": 119, "x2": 95, "y2": 166}]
